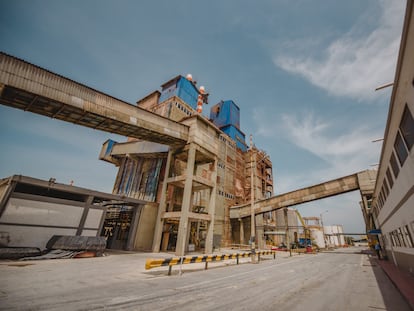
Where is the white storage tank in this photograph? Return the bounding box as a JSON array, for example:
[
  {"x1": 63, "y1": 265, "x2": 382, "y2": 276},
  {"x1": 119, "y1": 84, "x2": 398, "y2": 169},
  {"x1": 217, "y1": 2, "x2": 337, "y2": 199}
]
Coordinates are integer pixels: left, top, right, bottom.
[{"x1": 310, "y1": 228, "x2": 325, "y2": 248}]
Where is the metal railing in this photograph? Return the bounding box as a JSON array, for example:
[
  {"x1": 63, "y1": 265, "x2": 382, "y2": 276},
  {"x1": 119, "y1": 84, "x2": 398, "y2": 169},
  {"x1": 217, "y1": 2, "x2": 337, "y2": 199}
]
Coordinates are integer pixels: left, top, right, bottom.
[{"x1": 145, "y1": 250, "x2": 276, "y2": 276}]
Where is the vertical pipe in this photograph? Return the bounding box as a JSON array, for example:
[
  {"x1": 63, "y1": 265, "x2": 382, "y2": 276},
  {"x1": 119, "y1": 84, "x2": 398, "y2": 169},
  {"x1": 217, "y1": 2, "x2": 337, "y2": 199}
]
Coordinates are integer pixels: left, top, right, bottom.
[
  {"x1": 250, "y1": 135, "x2": 256, "y2": 263},
  {"x1": 205, "y1": 158, "x2": 218, "y2": 254},
  {"x1": 284, "y1": 207, "x2": 291, "y2": 256},
  {"x1": 175, "y1": 145, "x2": 196, "y2": 256}
]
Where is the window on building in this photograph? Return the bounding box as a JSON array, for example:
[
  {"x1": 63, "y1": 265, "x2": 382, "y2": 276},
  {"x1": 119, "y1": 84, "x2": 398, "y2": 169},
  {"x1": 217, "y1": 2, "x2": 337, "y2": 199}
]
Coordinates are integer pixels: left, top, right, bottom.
[
  {"x1": 386, "y1": 168, "x2": 394, "y2": 189},
  {"x1": 390, "y1": 152, "x2": 400, "y2": 178},
  {"x1": 398, "y1": 228, "x2": 407, "y2": 247},
  {"x1": 383, "y1": 180, "x2": 390, "y2": 197},
  {"x1": 390, "y1": 232, "x2": 396, "y2": 247},
  {"x1": 403, "y1": 225, "x2": 413, "y2": 248},
  {"x1": 394, "y1": 230, "x2": 402, "y2": 247},
  {"x1": 394, "y1": 131, "x2": 408, "y2": 166},
  {"x1": 400, "y1": 105, "x2": 414, "y2": 150},
  {"x1": 380, "y1": 189, "x2": 386, "y2": 206}
]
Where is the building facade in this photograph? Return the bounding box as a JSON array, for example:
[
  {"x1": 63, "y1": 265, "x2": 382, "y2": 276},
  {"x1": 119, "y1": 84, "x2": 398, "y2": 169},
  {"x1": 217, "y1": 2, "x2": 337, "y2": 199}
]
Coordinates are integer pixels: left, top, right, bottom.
[
  {"x1": 100, "y1": 75, "x2": 274, "y2": 255},
  {"x1": 371, "y1": 0, "x2": 414, "y2": 275}
]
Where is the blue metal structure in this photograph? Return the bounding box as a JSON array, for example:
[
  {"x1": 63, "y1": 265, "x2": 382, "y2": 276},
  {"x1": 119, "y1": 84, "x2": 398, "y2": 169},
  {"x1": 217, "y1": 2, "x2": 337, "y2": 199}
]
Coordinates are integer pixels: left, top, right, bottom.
[
  {"x1": 159, "y1": 76, "x2": 199, "y2": 110},
  {"x1": 221, "y1": 124, "x2": 247, "y2": 152},
  {"x1": 209, "y1": 100, "x2": 240, "y2": 129}
]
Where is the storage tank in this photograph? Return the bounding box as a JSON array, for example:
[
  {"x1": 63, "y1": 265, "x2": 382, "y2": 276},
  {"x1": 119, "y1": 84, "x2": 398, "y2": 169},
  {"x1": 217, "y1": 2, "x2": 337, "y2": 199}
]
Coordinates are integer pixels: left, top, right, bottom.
[
  {"x1": 324, "y1": 225, "x2": 334, "y2": 247},
  {"x1": 334, "y1": 225, "x2": 345, "y2": 246},
  {"x1": 310, "y1": 228, "x2": 325, "y2": 248},
  {"x1": 324, "y1": 225, "x2": 345, "y2": 247}
]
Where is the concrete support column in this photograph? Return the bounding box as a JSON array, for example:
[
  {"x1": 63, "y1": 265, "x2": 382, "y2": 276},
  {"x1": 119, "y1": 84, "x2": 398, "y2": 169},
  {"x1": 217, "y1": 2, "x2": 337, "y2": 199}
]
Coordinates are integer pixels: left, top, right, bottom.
[
  {"x1": 76, "y1": 196, "x2": 93, "y2": 236},
  {"x1": 284, "y1": 208, "x2": 290, "y2": 251},
  {"x1": 126, "y1": 205, "x2": 142, "y2": 251},
  {"x1": 256, "y1": 214, "x2": 265, "y2": 250},
  {"x1": 175, "y1": 145, "x2": 196, "y2": 256},
  {"x1": 223, "y1": 206, "x2": 231, "y2": 247},
  {"x1": 152, "y1": 149, "x2": 173, "y2": 252},
  {"x1": 205, "y1": 158, "x2": 217, "y2": 254},
  {"x1": 239, "y1": 218, "x2": 244, "y2": 245}
]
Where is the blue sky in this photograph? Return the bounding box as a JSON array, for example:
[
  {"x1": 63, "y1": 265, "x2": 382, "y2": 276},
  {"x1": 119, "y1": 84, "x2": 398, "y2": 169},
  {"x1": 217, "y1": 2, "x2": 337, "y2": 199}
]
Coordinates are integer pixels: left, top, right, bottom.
[{"x1": 0, "y1": 0, "x2": 406, "y2": 234}]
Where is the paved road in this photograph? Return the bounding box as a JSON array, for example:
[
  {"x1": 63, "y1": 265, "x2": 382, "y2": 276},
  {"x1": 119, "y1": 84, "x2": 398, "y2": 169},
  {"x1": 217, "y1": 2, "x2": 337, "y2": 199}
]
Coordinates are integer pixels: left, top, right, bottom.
[{"x1": 0, "y1": 247, "x2": 411, "y2": 310}]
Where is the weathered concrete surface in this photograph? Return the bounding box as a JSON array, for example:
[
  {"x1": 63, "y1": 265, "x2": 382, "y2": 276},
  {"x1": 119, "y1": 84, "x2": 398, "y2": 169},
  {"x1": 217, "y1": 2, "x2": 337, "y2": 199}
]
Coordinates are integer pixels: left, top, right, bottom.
[
  {"x1": 0, "y1": 52, "x2": 188, "y2": 147},
  {"x1": 0, "y1": 247, "x2": 410, "y2": 310},
  {"x1": 230, "y1": 171, "x2": 375, "y2": 219}
]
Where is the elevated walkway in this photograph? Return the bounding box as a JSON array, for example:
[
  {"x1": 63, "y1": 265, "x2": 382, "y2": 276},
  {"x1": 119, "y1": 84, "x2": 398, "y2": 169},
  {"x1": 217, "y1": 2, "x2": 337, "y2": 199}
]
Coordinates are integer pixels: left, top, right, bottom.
[
  {"x1": 230, "y1": 170, "x2": 376, "y2": 219},
  {"x1": 0, "y1": 52, "x2": 188, "y2": 147}
]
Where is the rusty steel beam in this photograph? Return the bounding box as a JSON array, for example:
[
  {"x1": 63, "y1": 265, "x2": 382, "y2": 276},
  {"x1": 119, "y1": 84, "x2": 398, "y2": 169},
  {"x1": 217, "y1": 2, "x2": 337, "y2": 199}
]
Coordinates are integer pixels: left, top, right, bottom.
[{"x1": 0, "y1": 52, "x2": 188, "y2": 147}]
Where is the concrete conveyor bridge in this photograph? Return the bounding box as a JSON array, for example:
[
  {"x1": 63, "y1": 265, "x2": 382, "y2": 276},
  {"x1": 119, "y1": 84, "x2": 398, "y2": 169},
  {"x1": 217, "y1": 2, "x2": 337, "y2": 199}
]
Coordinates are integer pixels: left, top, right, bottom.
[
  {"x1": 0, "y1": 52, "x2": 222, "y2": 256},
  {"x1": 230, "y1": 170, "x2": 376, "y2": 219},
  {"x1": 0, "y1": 52, "x2": 189, "y2": 147}
]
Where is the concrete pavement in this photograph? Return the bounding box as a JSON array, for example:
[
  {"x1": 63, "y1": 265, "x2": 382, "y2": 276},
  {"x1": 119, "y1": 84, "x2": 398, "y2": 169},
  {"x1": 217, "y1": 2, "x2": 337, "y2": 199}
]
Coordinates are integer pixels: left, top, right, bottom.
[
  {"x1": 0, "y1": 247, "x2": 412, "y2": 310},
  {"x1": 373, "y1": 254, "x2": 414, "y2": 310}
]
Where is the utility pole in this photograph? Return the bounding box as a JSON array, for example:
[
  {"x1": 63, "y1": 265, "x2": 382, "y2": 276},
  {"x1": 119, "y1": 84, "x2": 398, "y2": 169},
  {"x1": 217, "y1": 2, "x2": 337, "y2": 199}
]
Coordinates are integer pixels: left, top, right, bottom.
[
  {"x1": 320, "y1": 210, "x2": 328, "y2": 248},
  {"x1": 284, "y1": 207, "x2": 291, "y2": 256},
  {"x1": 250, "y1": 135, "x2": 256, "y2": 263}
]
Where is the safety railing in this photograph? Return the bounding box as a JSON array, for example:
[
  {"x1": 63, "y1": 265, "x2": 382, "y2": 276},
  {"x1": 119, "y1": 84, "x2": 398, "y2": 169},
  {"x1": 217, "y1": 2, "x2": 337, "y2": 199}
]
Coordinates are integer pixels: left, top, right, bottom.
[{"x1": 145, "y1": 250, "x2": 276, "y2": 276}]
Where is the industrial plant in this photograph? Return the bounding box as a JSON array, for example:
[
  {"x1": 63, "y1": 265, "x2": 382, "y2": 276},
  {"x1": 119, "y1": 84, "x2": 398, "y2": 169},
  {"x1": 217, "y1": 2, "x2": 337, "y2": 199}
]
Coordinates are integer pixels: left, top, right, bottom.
[{"x1": 0, "y1": 0, "x2": 413, "y2": 277}]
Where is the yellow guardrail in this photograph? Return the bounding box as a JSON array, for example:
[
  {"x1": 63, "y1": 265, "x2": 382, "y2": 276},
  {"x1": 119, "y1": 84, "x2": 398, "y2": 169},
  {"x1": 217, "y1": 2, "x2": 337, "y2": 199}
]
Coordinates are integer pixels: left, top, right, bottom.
[{"x1": 145, "y1": 250, "x2": 276, "y2": 275}]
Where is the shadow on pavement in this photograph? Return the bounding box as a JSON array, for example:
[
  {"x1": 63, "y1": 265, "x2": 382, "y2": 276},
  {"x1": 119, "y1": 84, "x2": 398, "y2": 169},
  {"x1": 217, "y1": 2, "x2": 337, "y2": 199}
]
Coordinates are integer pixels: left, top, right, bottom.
[{"x1": 367, "y1": 253, "x2": 412, "y2": 311}]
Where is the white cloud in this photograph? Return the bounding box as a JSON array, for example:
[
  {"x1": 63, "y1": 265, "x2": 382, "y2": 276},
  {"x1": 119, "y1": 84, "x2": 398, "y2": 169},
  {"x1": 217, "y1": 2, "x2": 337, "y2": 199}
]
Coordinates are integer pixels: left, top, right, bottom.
[
  {"x1": 274, "y1": 112, "x2": 381, "y2": 192},
  {"x1": 281, "y1": 113, "x2": 377, "y2": 160},
  {"x1": 273, "y1": 1, "x2": 405, "y2": 101}
]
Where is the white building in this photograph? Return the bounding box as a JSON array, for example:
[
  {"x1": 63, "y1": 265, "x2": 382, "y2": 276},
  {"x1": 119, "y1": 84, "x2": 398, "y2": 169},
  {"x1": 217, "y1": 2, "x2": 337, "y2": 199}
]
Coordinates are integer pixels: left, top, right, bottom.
[{"x1": 371, "y1": 0, "x2": 414, "y2": 275}]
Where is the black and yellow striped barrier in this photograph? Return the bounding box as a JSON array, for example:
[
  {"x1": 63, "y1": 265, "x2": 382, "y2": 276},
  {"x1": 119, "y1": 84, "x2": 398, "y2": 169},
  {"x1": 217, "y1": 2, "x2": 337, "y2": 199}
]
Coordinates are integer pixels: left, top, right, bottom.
[{"x1": 145, "y1": 250, "x2": 276, "y2": 275}]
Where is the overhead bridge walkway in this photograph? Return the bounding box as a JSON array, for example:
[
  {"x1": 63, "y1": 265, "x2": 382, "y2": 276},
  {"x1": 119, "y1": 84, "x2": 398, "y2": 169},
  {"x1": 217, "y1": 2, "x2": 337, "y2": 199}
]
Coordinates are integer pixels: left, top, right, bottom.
[
  {"x1": 0, "y1": 52, "x2": 188, "y2": 147},
  {"x1": 230, "y1": 170, "x2": 376, "y2": 219},
  {"x1": 0, "y1": 52, "x2": 222, "y2": 257}
]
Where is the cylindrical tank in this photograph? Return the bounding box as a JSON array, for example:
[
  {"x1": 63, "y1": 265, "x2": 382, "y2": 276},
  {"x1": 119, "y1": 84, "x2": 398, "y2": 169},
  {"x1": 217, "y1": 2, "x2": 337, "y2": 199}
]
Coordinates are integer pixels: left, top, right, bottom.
[
  {"x1": 324, "y1": 225, "x2": 333, "y2": 247},
  {"x1": 310, "y1": 228, "x2": 325, "y2": 248}
]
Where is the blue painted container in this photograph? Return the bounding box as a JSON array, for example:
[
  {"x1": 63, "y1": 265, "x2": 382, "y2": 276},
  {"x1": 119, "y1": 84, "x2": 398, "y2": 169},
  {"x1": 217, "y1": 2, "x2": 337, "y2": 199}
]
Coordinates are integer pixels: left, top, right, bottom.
[
  {"x1": 210, "y1": 100, "x2": 240, "y2": 129},
  {"x1": 159, "y1": 76, "x2": 199, "y2": 110},
  {"x1": 221, "y1": 124, "x2": 247, "y2": 152}
]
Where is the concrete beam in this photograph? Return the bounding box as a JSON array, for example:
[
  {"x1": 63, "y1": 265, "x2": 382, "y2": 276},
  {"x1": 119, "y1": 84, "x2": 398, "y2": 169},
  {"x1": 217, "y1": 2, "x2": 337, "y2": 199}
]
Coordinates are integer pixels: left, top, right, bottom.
[
  {"x1": 162, "y1": 211, "x2": 211, "y2": 222},
  {"x1": 230, "y1": 171, "x2": 373, "y2": 219},
  {"x1": 0, "y1": 52, "x2": 188, "y2": 147}
]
